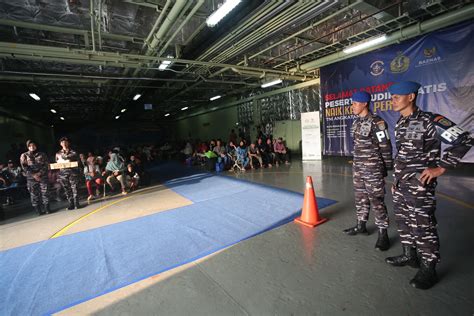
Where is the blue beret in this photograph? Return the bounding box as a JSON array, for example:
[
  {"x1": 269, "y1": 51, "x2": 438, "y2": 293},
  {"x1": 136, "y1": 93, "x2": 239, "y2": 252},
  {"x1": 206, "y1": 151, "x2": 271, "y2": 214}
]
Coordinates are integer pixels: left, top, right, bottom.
[
  {"x1": 388, "y1": 81, "x2": 421, "y2": 95},
  {"x1": 352, "y1": 91, "x2": 371, "y2": 103}
]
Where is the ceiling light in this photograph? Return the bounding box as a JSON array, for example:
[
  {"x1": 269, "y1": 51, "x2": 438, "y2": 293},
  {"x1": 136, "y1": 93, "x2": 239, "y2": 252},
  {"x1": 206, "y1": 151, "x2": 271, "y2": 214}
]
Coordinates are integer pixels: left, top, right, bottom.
[
  {"x1": 29, "y1": 93, "x2": 40, "y2": 101},
  {"x1": 60, "y1": 117, "x2": 65, "y2": 121},
  {"x1": 164, "y1": 113, "x2": 170, "y2": 117},
  {"x1": 115, "y1": 115, "x2": 120, "y2": 119},
  {"x1": 261, "y1": 79, "x2": 282, "y2": 88},
  {"x1": 133, "y1": 94, "x2": 142, "y2": 101},
  {"x1": 210, "y1": 95, "x2": 221, "y2": 101},
  {"x1": 181, "y1": 107, "x2": 189, "y2": 111},
  {"x1": 158, "y1": 56, "x2": 174, "y2": 71},
  {"x1": 50, "y1": 109, "x2": 57, "y2": 113},
  {"x1": 121, "y1": 108, "x2": 126, "y2": 113},
  {"x1": 343, "y1": 35, "x2": 387, "y2": 54},
  {"x1": 206, "y1": 0, "x2": 241, "y2": 27}
]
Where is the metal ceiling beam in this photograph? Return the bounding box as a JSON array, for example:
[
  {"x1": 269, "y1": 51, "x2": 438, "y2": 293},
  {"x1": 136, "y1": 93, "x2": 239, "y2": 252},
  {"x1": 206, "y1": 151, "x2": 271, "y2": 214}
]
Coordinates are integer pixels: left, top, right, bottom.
[
  {"x1": 0, "y1": 42, "x2": 312, "y2": 79},
  {"x1": 0, "y1": 18, "x2": 144, "y2": 44},
  {"x1": 0, "y1": 71, "x2": 259, "y2": 86},
  {"x1": 290, "y1": 3, "x2": 474, "y2": 72}
]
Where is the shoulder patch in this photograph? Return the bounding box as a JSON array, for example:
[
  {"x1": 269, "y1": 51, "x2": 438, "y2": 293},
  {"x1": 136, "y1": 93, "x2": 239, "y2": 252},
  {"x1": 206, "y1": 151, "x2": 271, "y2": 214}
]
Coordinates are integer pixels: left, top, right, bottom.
[
  {"x1": 433, "y1": 115, "x2": 453, "y2": 127},
  {"x1": 377, "y1": 121, "x2": 386, "y2": 131}
]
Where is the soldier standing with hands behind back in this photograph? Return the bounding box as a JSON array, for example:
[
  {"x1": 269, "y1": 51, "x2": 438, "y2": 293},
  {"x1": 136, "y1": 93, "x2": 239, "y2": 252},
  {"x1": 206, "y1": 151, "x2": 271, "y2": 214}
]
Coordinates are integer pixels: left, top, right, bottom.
[
  {"x1": 20, "y1": 140, "x2": 50, "y2": 215},
  {"x1": 385, "y1": 81, "x2": 473, "y2": 290},
  {"x1": 56, "y1": 137, "x2": 82, "y2": 210},
  {"x1": 343, "y1": 91, "x2": 393, "y2": 251}
]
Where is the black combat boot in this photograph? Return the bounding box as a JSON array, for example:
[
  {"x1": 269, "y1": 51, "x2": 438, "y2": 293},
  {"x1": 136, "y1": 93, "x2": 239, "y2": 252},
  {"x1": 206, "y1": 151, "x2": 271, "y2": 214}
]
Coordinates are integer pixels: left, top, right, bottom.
[
  {"x1": 35, "y1": 205, "x2": 44, "y2": 216},
  {"x1": 375, "y1": 228, "x2": 390, "y2": 251},
  {"x1": 74, "y1": 197, "x2": 81, "y2": 209},
  {"x1": 67, "y1": 199, "x2": 75, "y2": 210},
  {"x1": 409, "y1": 260, "x2": 438, "y2": 289},
  {"x1": 385, "y1": 245, "x2": 420, "y2": 268},
  {"x1": 43, "y1": 204, "x2": 51, "y2": 214},
  {"x1": 343, "y1": 221, "x2": 368, "y2": 235}
]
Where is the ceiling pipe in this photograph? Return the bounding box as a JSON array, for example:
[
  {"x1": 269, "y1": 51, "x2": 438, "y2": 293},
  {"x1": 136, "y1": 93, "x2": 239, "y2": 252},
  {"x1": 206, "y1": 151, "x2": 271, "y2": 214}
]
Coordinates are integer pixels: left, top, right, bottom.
[
  {"x1": 196, "y1": 2, "x2": 283, "y2": 62},
  {"x1": 157, "y1": 0, "x2": 205, "y2": 57},
  {"x1": 290, "y1": 3, "x2": 474, "y2": 72},
  {"x1": 142, "y1": 0, "x2": 172, "y2": 51},
  {"x1": 90, "y1": 0, "x2": 96, "y2": 52},
  {"x1": 248, "y1": 0, "x2": 363, "y2": 63},
  {"x1": 267, "y1": 1, "x2": 403, "y2": 66},
  {"x1": 208, "y1": 1, "x2": 350, "y2": 78},
  {"x1": 97, "y1": 0, "x2": 103, "y2": 51},
  {"x1": 146, "y1": 0, "x2": 188, "y2": 55},
  {"x1": 211, "y1": 2, "x2": 319, "y2": 64},
  {"x1": 191, "y1": 2, "x2": 301, "y2": 74}
]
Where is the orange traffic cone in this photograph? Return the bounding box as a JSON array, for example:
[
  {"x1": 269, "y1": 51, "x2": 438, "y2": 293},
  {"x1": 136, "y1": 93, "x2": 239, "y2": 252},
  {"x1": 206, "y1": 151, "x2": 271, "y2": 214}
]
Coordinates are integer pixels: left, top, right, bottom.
[{"x1": 294, "y1": 176, "x2": 328, "y2": 228}]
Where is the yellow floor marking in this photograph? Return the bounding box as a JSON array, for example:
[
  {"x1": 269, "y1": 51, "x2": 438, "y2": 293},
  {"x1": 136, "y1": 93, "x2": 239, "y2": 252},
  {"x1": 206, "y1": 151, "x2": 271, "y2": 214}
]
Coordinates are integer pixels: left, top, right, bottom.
[
  {"x1": 50, "y1": 196, "x2": 133, "y2": 239},
  {"x1": 49, "y1": 184, "x2": 168, "y2": 239}
]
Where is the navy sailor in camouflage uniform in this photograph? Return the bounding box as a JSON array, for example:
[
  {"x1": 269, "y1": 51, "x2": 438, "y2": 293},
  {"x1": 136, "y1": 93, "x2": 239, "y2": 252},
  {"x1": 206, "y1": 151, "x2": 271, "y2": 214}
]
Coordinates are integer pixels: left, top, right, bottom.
[
  {"x1": 343, "y1": 91, "x2": 393, "y2": 251},
  {"x1": 385, "y1": 81, "x2": 473, "y2": 290},
  {"x1": 19, "y1": 140, "x2": 50, "y2": 215},
  {"x1": 55, "y1": 137, "x2": 82, "y2": 210}
]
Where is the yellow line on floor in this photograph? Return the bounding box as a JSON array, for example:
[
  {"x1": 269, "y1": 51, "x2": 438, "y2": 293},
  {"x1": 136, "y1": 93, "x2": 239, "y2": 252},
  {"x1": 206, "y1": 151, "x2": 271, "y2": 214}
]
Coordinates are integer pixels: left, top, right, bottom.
[
  {"x1": 49, "y1": 184, "x2": 168, "y2": 239},
  {"x1": 49, "y1": 196, "x2": 133, "y2": 239}
]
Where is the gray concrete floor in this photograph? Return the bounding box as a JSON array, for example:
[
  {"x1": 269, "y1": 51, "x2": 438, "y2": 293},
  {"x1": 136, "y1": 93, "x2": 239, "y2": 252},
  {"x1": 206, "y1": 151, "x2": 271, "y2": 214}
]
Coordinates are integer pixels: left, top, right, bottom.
[{"x1": 2, "y1": 157, "x2": 473, "y2": 315}]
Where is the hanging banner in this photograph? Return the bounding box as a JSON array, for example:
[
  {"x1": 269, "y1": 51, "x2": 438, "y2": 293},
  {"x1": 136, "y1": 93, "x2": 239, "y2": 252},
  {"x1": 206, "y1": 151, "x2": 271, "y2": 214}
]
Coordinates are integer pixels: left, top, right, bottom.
[
  {"x1": 320, "y1": 21, "x2": 474, "y2": 162},
  {"x1": 301, "y1": 111, "x2": 322, "y2": 160}
]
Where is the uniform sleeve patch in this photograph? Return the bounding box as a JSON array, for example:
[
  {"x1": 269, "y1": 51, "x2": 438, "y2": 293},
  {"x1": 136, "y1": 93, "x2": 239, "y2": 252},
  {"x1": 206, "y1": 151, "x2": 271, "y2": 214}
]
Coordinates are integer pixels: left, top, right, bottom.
[
  {"x1": 433, "y1": 115, "x2": 452, "y2": 127},
  {"x1": 377, "y1": 121, "x2": 386, "y2": 131}
]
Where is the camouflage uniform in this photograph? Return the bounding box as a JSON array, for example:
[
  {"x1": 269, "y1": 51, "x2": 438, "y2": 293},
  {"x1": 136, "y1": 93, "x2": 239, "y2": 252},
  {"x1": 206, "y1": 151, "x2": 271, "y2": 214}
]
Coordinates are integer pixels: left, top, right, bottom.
[
  {"x1": 55, "y1": 148, "x2": 81, "y2": 205},
  {"x1": 20, "y1": 150, "x2": 50, "y2": 208},
  {"x1": 352, "y1": 112, "x2": 393, "y2": 228},
  {"x1": 393, "y1": 108, "x2": 472, "y2": 263}
]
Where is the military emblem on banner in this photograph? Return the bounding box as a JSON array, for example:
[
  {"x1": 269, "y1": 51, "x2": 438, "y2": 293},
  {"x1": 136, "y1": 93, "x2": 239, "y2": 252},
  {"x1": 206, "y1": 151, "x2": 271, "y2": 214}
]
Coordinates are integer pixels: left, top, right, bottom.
[
  {"x1": 423, "y1": 46, "x2": 436, "y2": 58},
  {"x1": 370, "y1": 60, "x2": 384, "y2": 76},
  {"x1": 390, "y1": 51, "x2": 410, "y2": 73}
]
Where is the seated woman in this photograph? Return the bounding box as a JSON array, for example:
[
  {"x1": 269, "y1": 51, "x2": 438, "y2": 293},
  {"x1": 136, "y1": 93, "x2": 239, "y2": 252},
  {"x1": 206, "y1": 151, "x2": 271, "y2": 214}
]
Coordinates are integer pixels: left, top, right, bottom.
[
  {"x1": 265, "y1": 138, "x2": 275, "y2": 167},
  {"x1": 105, "y1": 150, "x2": 128, "y2": 195},
  {"x1": 248, "y1": 142, "x2": 263, "y2": 169},
  {"x1": 213, "y1": 139, "x2": 229, "y2": 167},
  {"x1": 273, "y1": 137, "x2": 290, "y2": 166},
  {"x1": 84, "y1": 157, "x2": 104, "y2": 201},
  {"x1": 235, "y1": 140, "x2": 249, "y2": 171}
]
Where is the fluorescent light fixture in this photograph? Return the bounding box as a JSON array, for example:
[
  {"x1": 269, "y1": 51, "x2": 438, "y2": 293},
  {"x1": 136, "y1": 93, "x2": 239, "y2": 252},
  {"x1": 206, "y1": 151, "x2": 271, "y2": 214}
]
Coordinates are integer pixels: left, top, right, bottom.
[
  {"x1": 343, "y1": 35, "x2": 387, "y2": 54},
  {"x1": 121, "y1": 108, "x2": 126, "y2": 113},
  {"x1": 133, "y1": 94, "x2": 142, "y2": 101},
  {"x1": 60, "y1": 116, "x2": 65, "y2": 121},
  {"x1": 158, "y1": 56, "x2": 174, "y2": 70},
  {"x1": 115, "y1": 115, "x2": 120, "y2": 119},
  {"x1": 210, "y1": 95, "x2": 221, "y2": 101},
  {"x1": 29, "y1": 93, "x2": 40, "y2": 101},
  {"x1": 261, "y1": 79, "x2": 282, "y2": 88},
  {"x1": 206, "y1": 0, "x2": 241, "y2": 27},
  {"x1": 181, "y1": 106, "x2": 189, "y2": 111},
  {"x1": 50, "y1": 109, "x2": 57, "y2": 113},
  {"x1": 164, "y1": 113, "x2": 170, "y2": 117}
]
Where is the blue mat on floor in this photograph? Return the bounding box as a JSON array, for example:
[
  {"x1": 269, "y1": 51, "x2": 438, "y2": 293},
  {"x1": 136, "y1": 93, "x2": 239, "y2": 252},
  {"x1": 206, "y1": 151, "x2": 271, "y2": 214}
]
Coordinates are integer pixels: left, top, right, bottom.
[{"x1": 0, "y1": 164, "x2": 336, "y2": 315}]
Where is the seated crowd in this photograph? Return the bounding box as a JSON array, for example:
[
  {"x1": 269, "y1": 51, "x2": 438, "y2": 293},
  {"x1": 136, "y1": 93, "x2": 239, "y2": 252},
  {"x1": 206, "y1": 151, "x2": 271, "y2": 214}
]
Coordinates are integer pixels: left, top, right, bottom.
[{"x1": 179, "y1": 132, "x2": 290, "y2": 172}]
